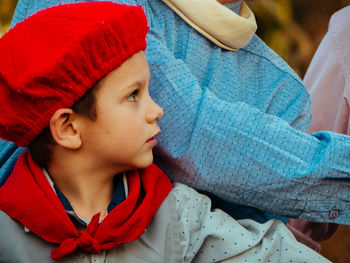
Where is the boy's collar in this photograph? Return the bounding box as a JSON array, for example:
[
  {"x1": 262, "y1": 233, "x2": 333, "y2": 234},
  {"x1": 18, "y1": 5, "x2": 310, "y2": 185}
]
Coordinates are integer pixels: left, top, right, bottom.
[{"x1": 42, "y1": 168, "x2": 127, "y2": 225}]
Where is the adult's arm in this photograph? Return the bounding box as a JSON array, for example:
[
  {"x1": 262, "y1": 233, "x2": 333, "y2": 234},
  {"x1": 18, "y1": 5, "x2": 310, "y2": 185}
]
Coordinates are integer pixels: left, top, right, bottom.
[
  {"x1": 139, "y1": 0, "x2": 350, "y2": 223},
  {"x1": 144, "y1": 25, "x2": 350, "y2": 224}
]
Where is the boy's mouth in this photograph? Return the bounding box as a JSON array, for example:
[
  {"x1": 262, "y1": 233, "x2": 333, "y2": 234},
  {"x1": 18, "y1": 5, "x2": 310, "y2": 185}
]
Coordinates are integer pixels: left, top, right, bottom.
[{"x1": 146, "y1": 130, "x2": 161, "y2": 145}]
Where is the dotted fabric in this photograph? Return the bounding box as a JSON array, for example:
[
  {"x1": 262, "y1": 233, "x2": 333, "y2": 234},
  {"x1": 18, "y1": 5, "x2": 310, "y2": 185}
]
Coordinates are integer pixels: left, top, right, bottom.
[
  {"x1": 0, "y1": 183, "x2": 330, "y2": 262},
  {"x1": 1, "y1": 0, "x2": 350, "y2": 224},
  {"x1": 173, "y1": 183, "x2": 330, "y2": 263}
]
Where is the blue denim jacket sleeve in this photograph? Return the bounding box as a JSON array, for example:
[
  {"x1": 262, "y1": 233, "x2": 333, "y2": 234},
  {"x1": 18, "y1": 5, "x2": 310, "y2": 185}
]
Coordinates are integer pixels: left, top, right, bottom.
[{"x1": 2, "y1": 0, "x2": 350, "y2": 224}]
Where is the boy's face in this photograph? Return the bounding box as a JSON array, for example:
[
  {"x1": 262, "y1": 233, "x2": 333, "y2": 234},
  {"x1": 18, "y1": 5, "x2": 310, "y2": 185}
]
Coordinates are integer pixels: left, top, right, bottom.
[{"x1": 79, "y1": 51, "x2": 163, "y2": 172}]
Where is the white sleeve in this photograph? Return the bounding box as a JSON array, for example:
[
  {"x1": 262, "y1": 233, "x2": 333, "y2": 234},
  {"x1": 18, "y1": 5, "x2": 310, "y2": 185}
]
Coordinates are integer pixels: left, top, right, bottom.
[
  {"x1": 173, "y1": 183, "x2": 330, "y2": 263},
  {"x1": 304, "y1": 7, "x2": 350, "y2": 135}
]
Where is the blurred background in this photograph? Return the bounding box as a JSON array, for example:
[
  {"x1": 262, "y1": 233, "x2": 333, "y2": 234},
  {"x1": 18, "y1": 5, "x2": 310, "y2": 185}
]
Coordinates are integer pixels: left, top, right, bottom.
[
  {"x1": 0, "y1": 0, "x2": 16, "y2": 36},
  {"x1": 249, "y1": 0, "x2": 350, "y2": 78},
  {"x1": 1, "y1": 0, "x2": 350, "y2": 262}
]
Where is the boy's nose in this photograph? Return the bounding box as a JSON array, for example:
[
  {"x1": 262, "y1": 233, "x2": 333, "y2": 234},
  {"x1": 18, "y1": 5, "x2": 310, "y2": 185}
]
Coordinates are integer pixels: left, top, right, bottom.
[{"x1": 147, "y1": 99, "x2": 163, "y2": 123}]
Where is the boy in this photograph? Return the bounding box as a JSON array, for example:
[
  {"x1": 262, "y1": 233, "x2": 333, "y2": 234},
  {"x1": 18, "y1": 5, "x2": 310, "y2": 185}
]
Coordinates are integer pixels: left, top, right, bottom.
[{"x1": 0, "y1": 2, "x2": 329, "y2": 262}]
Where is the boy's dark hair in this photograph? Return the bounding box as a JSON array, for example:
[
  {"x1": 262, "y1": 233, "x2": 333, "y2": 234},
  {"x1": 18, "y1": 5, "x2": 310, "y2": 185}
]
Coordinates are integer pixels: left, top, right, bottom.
[{"x1": 29, "y1": 82, "x2": 100, "y2": 167}]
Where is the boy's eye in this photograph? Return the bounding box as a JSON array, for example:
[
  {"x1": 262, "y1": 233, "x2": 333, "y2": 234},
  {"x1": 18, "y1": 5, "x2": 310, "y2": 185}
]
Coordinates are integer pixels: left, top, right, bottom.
[{"x1": 127, "y1": 90, "x2": 138, "y2": 102}]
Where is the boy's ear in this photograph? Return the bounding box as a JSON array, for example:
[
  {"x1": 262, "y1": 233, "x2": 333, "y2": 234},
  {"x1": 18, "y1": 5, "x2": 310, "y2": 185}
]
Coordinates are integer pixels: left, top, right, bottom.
[{"x1": 49, "y1": 108, "x2": 82, "y2": 150}]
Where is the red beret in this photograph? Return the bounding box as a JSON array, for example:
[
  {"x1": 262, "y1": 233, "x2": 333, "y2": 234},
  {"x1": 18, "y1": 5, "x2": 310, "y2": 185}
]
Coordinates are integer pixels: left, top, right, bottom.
[{"x1": 0, "y1": 2, "x2": 148, "y2": 147}]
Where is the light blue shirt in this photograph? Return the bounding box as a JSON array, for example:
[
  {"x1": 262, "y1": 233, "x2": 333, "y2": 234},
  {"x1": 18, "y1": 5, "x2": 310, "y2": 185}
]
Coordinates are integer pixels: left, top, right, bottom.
[{"x1": 1, "y1": 0, "x2": 350, "y2": 224}]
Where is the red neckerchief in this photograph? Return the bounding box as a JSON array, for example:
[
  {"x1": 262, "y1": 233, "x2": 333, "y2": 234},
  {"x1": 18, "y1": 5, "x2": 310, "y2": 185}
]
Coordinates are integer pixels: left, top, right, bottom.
[{"x1": 0, "y1": 152, "x2": 173, "y2": 261}]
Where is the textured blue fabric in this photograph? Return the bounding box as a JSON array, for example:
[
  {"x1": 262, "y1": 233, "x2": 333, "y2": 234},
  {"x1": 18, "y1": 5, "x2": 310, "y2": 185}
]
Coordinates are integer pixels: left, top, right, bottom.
[
  {"x1": 0, "y1": 141, "x2": 25, "y2": 186},
  {"x1": 2, "y1": 0, "x2": 350, "y2": 224}
]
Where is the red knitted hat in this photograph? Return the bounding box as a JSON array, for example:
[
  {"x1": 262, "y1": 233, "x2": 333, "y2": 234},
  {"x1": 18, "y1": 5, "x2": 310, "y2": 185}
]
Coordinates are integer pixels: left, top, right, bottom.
[{"x1": 0, "y1": 2, "x2": 149, "y2": 147}]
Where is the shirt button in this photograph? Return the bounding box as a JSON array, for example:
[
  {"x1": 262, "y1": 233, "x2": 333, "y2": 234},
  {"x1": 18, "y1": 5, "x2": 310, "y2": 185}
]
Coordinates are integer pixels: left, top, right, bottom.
[{"x1": 329, "y1": 210, "x2": 339, "y2": 219}]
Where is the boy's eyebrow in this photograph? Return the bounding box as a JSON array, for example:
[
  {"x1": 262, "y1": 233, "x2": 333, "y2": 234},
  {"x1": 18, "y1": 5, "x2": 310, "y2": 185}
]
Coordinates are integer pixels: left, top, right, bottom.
[{"x1": 121, "y1": 80, "x2": 145, "y2": 92}]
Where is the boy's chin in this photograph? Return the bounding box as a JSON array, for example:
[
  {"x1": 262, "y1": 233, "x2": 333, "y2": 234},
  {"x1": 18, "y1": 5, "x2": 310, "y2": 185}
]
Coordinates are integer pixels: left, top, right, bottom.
[{"x1": 133, "y1": 154, "x2": 154, "y2": 169}]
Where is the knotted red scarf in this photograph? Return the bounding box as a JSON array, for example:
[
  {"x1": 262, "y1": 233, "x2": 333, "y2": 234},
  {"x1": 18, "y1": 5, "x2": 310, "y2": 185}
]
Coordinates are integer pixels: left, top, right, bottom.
[{"x1": 0, "y1": 152, "x2": 173, "y2": 261}]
